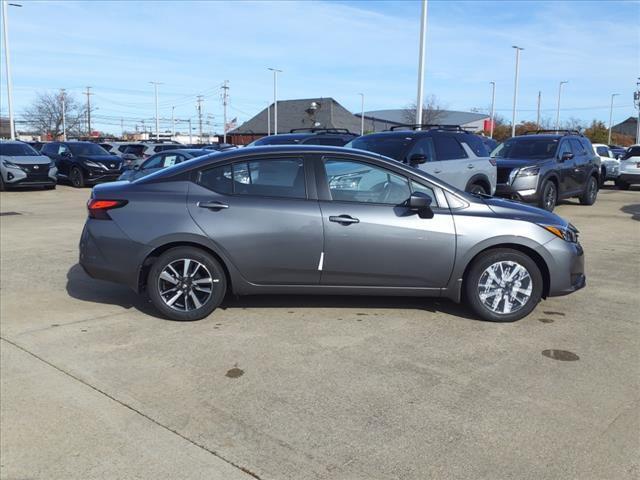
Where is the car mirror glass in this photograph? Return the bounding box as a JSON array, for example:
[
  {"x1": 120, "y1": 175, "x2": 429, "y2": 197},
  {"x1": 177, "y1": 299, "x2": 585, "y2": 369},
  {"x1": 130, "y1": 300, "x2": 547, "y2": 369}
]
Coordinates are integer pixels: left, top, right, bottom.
[{"x1": 409, "y1": 153, "x2": 428, "y2": 166}]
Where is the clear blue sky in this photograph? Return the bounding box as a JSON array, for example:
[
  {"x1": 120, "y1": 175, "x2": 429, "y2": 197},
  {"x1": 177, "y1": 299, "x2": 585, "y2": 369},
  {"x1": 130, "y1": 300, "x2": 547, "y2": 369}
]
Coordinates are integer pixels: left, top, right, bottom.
[{"x1": 1, "y1": 0, "x2": 638, "y2": 135}]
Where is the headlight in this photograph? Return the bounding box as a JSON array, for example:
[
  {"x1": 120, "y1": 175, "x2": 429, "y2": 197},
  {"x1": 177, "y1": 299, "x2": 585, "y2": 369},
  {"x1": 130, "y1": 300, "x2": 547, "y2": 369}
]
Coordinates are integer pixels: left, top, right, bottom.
[
  {"x1": 539, "y1": 223, "x2": 579, "y2": 243},
  {"x1": 2, "y1": 160, "x2": 23, "y2": 170},
  {"x1": 517, "y1": 166, "x2": 540, "y2": 177},
  {"x1": 83, "y1": 160, "x2": 105, "y2": 169}
]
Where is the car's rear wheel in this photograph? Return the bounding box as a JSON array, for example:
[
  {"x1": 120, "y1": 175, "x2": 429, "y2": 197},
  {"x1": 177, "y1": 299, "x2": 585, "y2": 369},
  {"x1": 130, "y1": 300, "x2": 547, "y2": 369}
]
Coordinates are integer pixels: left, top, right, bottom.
[
  {"x1": 465, "y1": 248, "x2": 543, "y2": 322},
  {"x1": 0, "y1": 177, "x2": 6, "y2": 191},
  {"x1": 537, "y1": 180, "x2": 557, "y2": 212},
  {"x1": 147, "y1": 247, "x2": 227, "y2": 321},
  {"x1": 70, "y1": 167, "x2": 85, "y2": 188},
  {"x1": 468, "y1": 183, "x2": 487, "y2": 195},
  {"x1": 579, "y1": 175, "x2": 598, "y2": 205}
]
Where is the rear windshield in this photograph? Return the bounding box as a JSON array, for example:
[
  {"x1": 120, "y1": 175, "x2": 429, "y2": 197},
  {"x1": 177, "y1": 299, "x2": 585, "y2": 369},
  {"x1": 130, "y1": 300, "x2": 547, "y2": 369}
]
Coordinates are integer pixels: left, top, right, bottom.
[
  {"x1": 0, "y1": 143, "x2": 40, "y2": 156},
  {"x1": 346, "y1": 135, "x2": 414, "y2": 161},
  {"x1": 124, "y1": 145, "x2": 146, "y2": 155},
  {"x1": 623, "y1": 146, "x2": 640, "y2": 159},
  {"x1": 495, "y1": 137, "x2": 559, "y2": 160},
  {"x1": 69, "y1": 143, "x2": 109, "y2": 156}
]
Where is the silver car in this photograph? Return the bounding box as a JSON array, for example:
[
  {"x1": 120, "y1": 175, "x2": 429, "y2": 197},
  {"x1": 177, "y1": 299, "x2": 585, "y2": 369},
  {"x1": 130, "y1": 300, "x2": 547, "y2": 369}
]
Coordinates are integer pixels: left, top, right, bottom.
[
  {"x1": 0, "y1": 141, "x2": 57, "y2": 190},
  {"x1": 615, "y1": 145, "x2": 640, "y2": 190},
  {"x1": 79, "y1": 145, "x2": 585, "y2": 323}
]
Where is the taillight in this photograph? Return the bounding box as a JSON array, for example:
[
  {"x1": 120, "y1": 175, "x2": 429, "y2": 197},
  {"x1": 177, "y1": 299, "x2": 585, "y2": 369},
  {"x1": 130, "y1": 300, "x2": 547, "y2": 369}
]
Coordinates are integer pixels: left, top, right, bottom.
[
  {"x1": 489, "y1": 158, "x2": 497, "y2": 166},
  {"x1": 87, "y1": 199, "x2": 128, "y2": 220}
]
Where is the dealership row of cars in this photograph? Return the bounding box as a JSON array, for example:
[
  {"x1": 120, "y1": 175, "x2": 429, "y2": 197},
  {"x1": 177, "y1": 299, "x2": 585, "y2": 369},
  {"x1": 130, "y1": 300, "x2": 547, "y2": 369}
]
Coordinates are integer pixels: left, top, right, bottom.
[{"x1": 1, "y1": 128, "x2": 639, "y2": 212}]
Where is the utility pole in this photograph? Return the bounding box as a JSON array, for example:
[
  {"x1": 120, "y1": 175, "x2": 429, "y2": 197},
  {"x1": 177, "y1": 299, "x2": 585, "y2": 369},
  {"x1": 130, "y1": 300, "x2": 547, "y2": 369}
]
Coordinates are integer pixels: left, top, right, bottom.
[
  {"x1": 358, "y1": 93, "x2": 365, "y2": 135},
  {"x1": 150, "y1": 81, "x2": 162, "y2": 141},
  {"x1": 489, "y1": 82, "x2": 496, "y2": 139},
  {"x1": 268, "y1": 68, "x2": 282, "y2": 134},
  {"x1": 511, "y1": 46, "x2": 524, "y2": 138},
  {"x1": 60, "y1": 89, "x2": 67, "y2": 141},
  {"x1": 188, "y1": 118, "x2": 193, "y2": 144},
  {"x1": 634, "y1": 78, "x2": 640, "y2": 144},
  {"x1": 221, "y1": 81, "x2": 229, "y2": 143},
  {"x1": 2, "y1": 1, "x2": 21, "y2": 139},
  {"x1": 171, "y1": 106, "x2": 175, "y2": 139},
  {"x1": 267, "y1": 102, "x2": 271, "y2": 136},
  {"x1": 555, "y1": 81, "x2": 568, "y2": 132},
  {"x1": 196, "y1": 95, "x2": 204, "y2": 143},
  {"x1": 536, "y1": 91, "x2": 542, "y2": 128},
  {"x1": 120, "y1": 118, "x2": 124, "y2": 138},
  {"x1": 608, "y1": 93, "x2": 620, "y2": 145},
  {"x1": 84, "y1": 86, "x2": 93, "y2": 137},
  {"x1": 415, "y1": 0, "x2": 428, "y2": 129}
]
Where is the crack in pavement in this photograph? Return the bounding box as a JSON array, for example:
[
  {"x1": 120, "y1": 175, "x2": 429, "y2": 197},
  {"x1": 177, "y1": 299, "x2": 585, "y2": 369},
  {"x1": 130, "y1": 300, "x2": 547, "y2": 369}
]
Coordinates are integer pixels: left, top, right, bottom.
[{"x1": 0, "y1": 336, "x2": 263, "y2": 480}]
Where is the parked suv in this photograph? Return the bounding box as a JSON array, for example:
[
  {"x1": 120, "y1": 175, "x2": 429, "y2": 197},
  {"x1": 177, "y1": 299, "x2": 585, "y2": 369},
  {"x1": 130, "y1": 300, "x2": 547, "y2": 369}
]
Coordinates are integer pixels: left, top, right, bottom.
[
  {"x1": 80, "y1": 145, "x2": 585, "y2": 323},
  {"x1": 121, "y1": 142, "x2": 182, "y2": 169},
  {"x1": 41, "y1": 141, "x2": 123, "y2": 188},
  {"x1": 493, "y1": 131, "x2": 600, "y2": 212},
  {"x1": 615, "y1": 145, "x2": 640, "y2": 190},
  {"x1": 346, "y1": 125, "x2": 496, "y2": 195},
  {"x1": 591, "y1": 143, "x2": 620, "y2": 184},
  {"x1": 0, "y1": 141, "x2": 57, "y2": 190},
  {"x1": 248, "y1": 128, "x2": 359, "y2": 147},
  {"x1": 100, "y1": 142, "x2": 143, "y2": 158}
]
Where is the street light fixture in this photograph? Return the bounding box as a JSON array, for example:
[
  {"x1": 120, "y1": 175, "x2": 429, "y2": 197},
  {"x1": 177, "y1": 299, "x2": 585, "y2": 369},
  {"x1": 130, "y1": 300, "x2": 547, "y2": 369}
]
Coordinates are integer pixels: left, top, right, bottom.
[
  {"x1": 2, "y1": 1, "x2": 22, "y2": 140},
  {"x1": 268, "y1": 68, "x2": 282, "y2": 134},
  {"x1": 358, "y1": 93, "x2": 365, "y2": 136},
  {"x1": 608, "y1": 93, "x2": 620, "y2": 145},
  {"x1": 555, "y1": 81, "x2": 568, "y2": 132},
  {"x1": 489, "y1": 81, "x2": 496, "y2": 139},
  {"x1": 415, "y1": 0, "x2": 428, "y2": 129},
  {"x1": 149, "y1": 81, "x2": 162, "y2": 141},
  {"x1": 511, "y1": 46, "x2": 524, "y2": 138}
]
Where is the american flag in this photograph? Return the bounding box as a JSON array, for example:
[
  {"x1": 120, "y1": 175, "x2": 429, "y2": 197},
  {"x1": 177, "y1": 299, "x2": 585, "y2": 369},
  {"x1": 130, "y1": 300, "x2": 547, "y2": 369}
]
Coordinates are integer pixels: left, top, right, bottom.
[{"x1": 225, "y1": 117, "x2": 237, "y2": 132}]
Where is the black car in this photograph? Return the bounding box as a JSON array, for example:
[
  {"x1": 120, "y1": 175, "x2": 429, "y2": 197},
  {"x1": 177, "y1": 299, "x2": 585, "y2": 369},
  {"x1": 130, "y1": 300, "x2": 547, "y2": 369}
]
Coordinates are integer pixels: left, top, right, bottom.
[
  {"x1": 41, "y1": 141, "x2": 123, "y2": 188},
  {"x1": 248, "y1": 128, "x2": 358, "y2": 147},
  {"x1": 24, "y1": 141, "x2": 46, "y2": 152},
  {"x1": 493, "y1": 130, "x2": 600, "y2": 211},
  {"x1": 119, "y1": 148, "x2": 210, "y2": 181}
]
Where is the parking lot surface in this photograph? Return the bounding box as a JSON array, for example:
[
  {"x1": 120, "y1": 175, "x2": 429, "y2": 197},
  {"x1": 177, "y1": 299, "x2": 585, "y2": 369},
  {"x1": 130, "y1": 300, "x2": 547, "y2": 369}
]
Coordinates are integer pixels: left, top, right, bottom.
[{"x1": 1, "y1": 185, "x2": 639, "y2": 480}]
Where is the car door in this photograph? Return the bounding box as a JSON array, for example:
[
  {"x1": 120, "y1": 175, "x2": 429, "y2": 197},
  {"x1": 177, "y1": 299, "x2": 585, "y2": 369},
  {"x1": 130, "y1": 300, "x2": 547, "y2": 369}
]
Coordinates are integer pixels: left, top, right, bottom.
[
  {"x1": 317, "y1": 156, "x2": 456, "y2": 288},
  {"x1": 56, "y1": 143, "x2": 72, "y2": 176},
  {"x1": 431, "y1": 134, "x2": 471, "y2": 189},
  {"x1": 187, "y1": 155, "x2": 323, "y2": 285},
  {"x1": 556, "y1": 139, "x2": 576, "y2": 194},
  {"x1": 569, "y1": 138, "x2": 589, "y2": 190}
]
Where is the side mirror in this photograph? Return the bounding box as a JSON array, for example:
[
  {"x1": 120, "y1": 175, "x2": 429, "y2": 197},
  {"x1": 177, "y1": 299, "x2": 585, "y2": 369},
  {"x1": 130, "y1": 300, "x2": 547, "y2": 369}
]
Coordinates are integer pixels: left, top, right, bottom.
[
  {"x1": 61, "y1": 151, "x2": 72, "y2": 157},
  {"x1": 408, "y1": 193, "x2": 434, "y2": 219},
  {"x1": 409, "y1": 153, "x2": 427, "y2": 166},
  {"x1": 133, "y1": 164, "x2": 141, "y2": 171},
  {"x1": 560, "y1": 152, "x2": 574, "y2": 162}
]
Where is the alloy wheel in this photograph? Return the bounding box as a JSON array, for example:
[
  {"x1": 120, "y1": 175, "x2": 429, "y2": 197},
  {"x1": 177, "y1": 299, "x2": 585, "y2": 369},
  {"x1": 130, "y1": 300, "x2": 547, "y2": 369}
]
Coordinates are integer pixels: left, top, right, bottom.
[
  {"x1": 157, "y1": 258, "x2": 218, "y2": 311},
  {"x1": 544, "y1": 183, "x2": 556, "y2": 211},
  {"x1": 477, "y1": 260, "x2": 533, "y2": 315}
]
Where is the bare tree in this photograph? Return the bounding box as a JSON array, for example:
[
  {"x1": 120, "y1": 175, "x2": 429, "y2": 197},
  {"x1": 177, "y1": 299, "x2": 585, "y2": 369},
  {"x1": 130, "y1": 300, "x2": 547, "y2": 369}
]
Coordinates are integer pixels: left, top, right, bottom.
[
  {"x1": 23, "y1": 91, "x2": 87, "y2": 138},
  {"x1": 403, "y1": 95, "x2": 445, "y2": 125}
]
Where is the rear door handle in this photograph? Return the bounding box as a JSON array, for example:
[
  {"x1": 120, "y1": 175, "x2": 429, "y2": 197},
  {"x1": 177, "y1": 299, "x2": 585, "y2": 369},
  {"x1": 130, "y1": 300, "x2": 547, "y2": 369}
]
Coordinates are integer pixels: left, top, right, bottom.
[
  {"x1": 433, "y1": 169, "x2": 442, "y2": 174},
  {"x1": 467, "y1": 164, "x2": 475, "y2": 169},
  {"x1": 329, "y1": 215, "x2": 359, "y2": 225},
  {"x1": 198, "y1": 200, "x2": 229, "y2": 210}
]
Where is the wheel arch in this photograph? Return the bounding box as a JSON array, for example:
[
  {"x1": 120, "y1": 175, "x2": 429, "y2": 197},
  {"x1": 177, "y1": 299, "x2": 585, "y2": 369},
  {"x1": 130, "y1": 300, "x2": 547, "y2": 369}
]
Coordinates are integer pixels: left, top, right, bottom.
[{"x1": 464, "y1": 173, "x2": 491, "y2": 193}]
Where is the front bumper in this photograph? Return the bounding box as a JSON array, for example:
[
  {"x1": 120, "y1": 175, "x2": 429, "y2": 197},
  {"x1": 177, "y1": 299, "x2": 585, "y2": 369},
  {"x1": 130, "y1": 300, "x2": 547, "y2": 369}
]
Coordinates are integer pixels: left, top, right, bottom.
[
  {"x1": 495, "y1": 182, "x2": 539, "y2": 202},
  {"x1": 3, "y1": 166, "x2": 57, "y2": 187},
  {"x1": 617, "y1": 173, "x2": 640, "y2": 185},
  {"x1": 84, "y1": 171, "x2": 122, "y2": 184},
  {"x1": 543, "y1": 238, "x2": 586, "y2": 297}
]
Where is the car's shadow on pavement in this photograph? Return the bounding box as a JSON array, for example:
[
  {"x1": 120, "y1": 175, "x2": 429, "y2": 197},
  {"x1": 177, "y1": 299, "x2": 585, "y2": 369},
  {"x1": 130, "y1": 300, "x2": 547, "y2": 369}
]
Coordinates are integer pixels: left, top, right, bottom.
[
  {"x1": 620, "y1": 204, "x2": 640, "y2": 221},
  {"x1": 67, "y1": 264, "x2": 479, "y2": 322}
]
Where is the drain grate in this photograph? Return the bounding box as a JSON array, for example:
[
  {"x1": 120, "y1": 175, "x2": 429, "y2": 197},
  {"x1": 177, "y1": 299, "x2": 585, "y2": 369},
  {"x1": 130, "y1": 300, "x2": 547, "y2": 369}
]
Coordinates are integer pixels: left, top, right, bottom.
[{"x1": 0, "y1": 212, "x2": 21, "y2": 216}]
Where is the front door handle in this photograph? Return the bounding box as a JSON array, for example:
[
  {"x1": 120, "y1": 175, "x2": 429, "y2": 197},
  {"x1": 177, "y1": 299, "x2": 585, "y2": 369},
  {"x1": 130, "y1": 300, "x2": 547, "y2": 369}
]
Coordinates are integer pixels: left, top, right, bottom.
[
  {"x1": 329, "y1": 215, "x2": 360, "y2": 225},
  {"x1": 198, "y1": 200, "x2": 229, "y2": 210},
  {"x1": 433, "y1": 169, "x2": 442, "y2": 174},
  {"x1": 467, "y1": 163, "x2": 475, "y2": 169}
]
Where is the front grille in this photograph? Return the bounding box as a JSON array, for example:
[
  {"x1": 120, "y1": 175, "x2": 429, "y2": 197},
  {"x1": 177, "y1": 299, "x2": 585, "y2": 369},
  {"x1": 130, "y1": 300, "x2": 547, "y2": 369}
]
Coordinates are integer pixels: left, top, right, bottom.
[
  {"x1": 497, "y1": 167, "x2": 513, "y2": 184},
  {"x1": 20, "y1": 164, "x2": 49, "y2": 174}
]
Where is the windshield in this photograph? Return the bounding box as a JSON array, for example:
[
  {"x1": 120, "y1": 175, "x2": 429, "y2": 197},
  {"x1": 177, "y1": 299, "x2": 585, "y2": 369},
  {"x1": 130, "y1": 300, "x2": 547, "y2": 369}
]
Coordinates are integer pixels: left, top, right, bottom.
[
  {"x1": 0, "y1": 143, "x2": 40, "y2": 156},
  {"x1": 68, "y1": 143, "x2": 110, "y2": 156},
  {"x1": 346, "y1": 136, "x2": 414, "y2": 161},
  {"x1": 495, "y1": 137, "x2": 559, "y2": 160}
]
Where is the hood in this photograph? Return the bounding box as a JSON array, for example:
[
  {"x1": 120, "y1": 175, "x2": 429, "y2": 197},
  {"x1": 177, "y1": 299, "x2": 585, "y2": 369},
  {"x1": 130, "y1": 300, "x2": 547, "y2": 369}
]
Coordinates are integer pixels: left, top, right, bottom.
[
  {"x1": 0, "y1": 154, "x2": 51, "y2": 165},
  {"x1": 77, "y1": 155, "x2": 122, "y2": 166},
  {"x1": 482, "y1": 196, "x2": 567, "y2": 226},
  {"x1": 496, "y1": 158, "x2": 551, "y2": 170}
]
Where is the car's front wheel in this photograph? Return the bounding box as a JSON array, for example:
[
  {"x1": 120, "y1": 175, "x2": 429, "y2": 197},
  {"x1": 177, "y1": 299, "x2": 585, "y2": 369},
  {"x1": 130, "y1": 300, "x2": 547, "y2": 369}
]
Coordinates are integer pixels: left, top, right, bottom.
[
  {"x1": 70, "y1": 167, "x2": 85, "y2": 188},
  {"x1": 579, "y1": 175, "x2": 598, "y2": 205},
  {"x1": 465, "y1": 248, "x2": 543, "y2": 322},
  {"x1": 537, "y1": 180, "x2": 557, "y2": 212},
  {"x1": 147, "y1": 247, "x2": 227, "y2": 321}
]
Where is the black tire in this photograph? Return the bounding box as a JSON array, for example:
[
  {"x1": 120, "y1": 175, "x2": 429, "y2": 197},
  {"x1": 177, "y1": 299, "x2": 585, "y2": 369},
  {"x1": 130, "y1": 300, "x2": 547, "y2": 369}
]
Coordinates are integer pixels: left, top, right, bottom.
[
  {"x1": 0, "y1": 177, "x2": 5, "y2": 191},
  {"x1": 579, "y1": 175, "x2": 598, "y2": 205},
  {"x1": 147, "y1": 247, "x2": 227, "y2": 321},
  {"x1": 537, "y1": 180, "x2": 557, "y2": 212},
  {"x1": 600, "y1": 167, "x2": 606, "y2": 187},
  {"x1": 616, "y1": 179, "x2": 630, "y2": 190},
  {"x1": 465, "y1": 248, "x2": 543, "y2": 322},
  {"x1": 70, "y1": 167, "x2": 85, "y2": 188},
  {"x1": 43, "y1": 184, "x2": 56, "y2": 190},
  {"x1": 468, "y1": 183, "x2": 488, "y2": 195}
]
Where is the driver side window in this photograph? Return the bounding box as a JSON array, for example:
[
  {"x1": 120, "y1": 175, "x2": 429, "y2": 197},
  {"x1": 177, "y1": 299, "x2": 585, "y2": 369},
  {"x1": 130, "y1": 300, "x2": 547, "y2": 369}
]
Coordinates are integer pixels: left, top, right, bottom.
[
  {"x1": 58, "y1": 144, "x2": 69, "y2": 156},
  {"x1": 557, "y1": 141, "x2": 573, "y2": 159},
  {"x1": 323, "y1": 158, "x2": 410, "y2": 205}
]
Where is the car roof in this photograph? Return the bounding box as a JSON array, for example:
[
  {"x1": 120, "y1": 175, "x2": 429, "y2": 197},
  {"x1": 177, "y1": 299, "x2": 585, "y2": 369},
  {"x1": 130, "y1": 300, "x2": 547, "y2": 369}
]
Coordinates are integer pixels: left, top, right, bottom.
[{"x1": 150, "y1": 148, "x2": 205, "y2": 155}]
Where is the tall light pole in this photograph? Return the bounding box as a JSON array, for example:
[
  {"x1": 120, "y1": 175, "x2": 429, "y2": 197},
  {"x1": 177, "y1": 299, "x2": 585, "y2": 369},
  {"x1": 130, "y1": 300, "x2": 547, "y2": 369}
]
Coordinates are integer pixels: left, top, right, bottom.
[
  {"x1": 268, "y1": 68, "x2": 282, "y2": 134},
  {"x1": 150, "y1": 81, "x2": 162, "y2": 140},
  {"x1": 171, "y1": 106, "x2": 175, "y2": 139},
  {"x1": 267, "y1": 102, "x2": 271, "y2": 136},
  {"x1": 415, "y1": 0, "x2": 428, "y2": 128},
  {"x1": 608, "y1": 93, "x2": 620, "y2": 145},
  {"x1": 358, "y1": 93, "x2": 365, "y2": 135},
  {"x1": 634, "y1": 78, "x2": 640, "y2": 144},
  {"x1": 2, "y1": 1, "x2": 21, "y2": 139},
  {"x1": 536, "y1": 90, "x2": 542, "y2": 128},
  {"x1": 221, "y1": 80, "x2": 229, "y2": 143},
  {"x1": 511, "y1": 46, "x2": 524, "y2": 138},
  {"x1": 489, "y1": 81, "x2": 496, "y2": 139},
  {"x1": 555, "y1": 81, "x2": 568, "y2": 132},
  {"x1": 60, "y1": 89, "x2": 66, "y2": 141}
]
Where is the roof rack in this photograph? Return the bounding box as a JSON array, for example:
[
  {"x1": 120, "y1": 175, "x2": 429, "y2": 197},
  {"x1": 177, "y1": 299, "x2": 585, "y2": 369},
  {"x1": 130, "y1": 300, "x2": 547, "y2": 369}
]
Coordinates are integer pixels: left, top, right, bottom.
[
  {"x1": 523, "y1": 129, "x2": 583, "y2": 136},
  {"x1": 289, "y1": 128, "x2": 354, "y2": 134},
  {"x1": 388, "y1": 124, "x2": 470, "y2": 133}
]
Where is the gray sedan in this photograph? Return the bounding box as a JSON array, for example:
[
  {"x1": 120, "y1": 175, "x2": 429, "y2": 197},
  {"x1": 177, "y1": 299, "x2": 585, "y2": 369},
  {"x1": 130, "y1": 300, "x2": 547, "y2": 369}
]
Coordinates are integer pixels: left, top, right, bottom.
[
  {"x1": 80, "y1": 145, "x2": 585, "y2": 322},
  {"x1": 118, "y1": 149, "x2": 211, "y2": 181}
]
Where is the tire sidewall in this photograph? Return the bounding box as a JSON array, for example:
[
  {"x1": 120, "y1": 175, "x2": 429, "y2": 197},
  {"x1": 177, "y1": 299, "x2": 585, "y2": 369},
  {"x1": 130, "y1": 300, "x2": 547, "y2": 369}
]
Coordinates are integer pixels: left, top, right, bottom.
[
  {"x1": 71, "y1": 167, "x2": 84, "y2": 188},
  {"x1": 538, "y1": 181, "x2": 556, "y2": 212},
  {"x1": 465, "y1": 248, "x2": 543, "y2": 322},
  {"x1": 147, "y1": 247, "x2": 227, "y2": 321},
  {"x1": 580, "y1": 176, "x2": 598, "y2": 205}
]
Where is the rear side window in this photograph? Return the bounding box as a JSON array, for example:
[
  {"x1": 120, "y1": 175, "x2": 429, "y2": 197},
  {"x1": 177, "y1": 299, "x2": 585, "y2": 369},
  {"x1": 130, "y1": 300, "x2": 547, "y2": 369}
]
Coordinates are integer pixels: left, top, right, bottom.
[
  {"x1": 462, "y1": 134, "x2": 489, "y2": 157},
  {"x1": 595, "y1": 146, "x2": 609, "y2": 157},
  {"x1": 124, "y1": 145, "x2": 145, "y2": 156},
  {"x1": 230, "y1": 158, "x2": 306, "y2": 199},
  {"x1": 433, "y1": 136, "x2": 468, "y2": 161},
  {"x1": 199, "y1": 164, "x2": 233, "y2": 194},
  {"x1": 579, "y1": 138, "x2": 594, "y2": 155}
]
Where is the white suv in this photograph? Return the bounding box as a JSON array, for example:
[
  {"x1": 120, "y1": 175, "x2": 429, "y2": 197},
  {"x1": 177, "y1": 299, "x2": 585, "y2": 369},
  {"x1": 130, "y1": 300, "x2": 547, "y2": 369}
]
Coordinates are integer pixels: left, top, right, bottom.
[
  {"x1": 591, "y1": 143, "x2": 620, "y2": 183},
  {"x1": 346, "y1": 126, "x2": 496, "y2": 195},
  {"x1": 616, "y1": 145, "x2": 640, "y2": 190}
]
